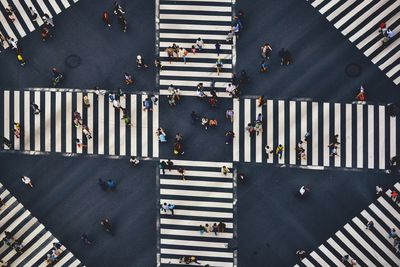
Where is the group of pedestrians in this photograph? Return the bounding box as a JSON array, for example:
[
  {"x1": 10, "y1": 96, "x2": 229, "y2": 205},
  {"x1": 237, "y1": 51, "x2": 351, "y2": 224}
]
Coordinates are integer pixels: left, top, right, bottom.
[
  {"x1": 102, "y1": 1, "x2": 127, "y2": 32},
  {"x1": 199, "y1": 222, "x2": 226, "y2": 235}
]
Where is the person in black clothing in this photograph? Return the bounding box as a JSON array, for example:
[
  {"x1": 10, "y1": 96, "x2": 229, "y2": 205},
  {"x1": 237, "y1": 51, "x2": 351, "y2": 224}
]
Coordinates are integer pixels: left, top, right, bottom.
[
  {"x1": 100, "y1": 219, "x2": 113, "y2": 234},
  {"x1": 166, "y1": 159, "x2": 174, "y2": 171},
  {"x1": 98, "y1": 178, "x2": 107, "y2": 190},
  {"x1": 279, "y1": 48, "x2": 293, "y2": 65},
  {"x1": 160, "y1": 161, "x2": 167, "y2": 175}
]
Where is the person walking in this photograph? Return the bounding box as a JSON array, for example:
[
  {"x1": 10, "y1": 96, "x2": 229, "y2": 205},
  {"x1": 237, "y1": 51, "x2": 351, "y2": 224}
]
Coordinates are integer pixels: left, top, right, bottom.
[
  {"x1": 130, "y1": 156, "x2": 140, "y2": 166},
  {"x1": 195, "y1": 37, "x2": 204, "y2": 51},
  {"x1": 83, "y1": 95, "x2": 90, "y2": 108},
  {"x1": 76, "y1": 138, "x2": 87, "y2": 149},
  {"x1": 29, "y1": 6, "x2": 38, "y2": 22},
  {"x1": 160, "y1": 160, "x2": 167, "y2": 175},
  {"x1": 136, "y1": 55, "x2": 148, "y2": 68},
  {"x1": 190, "y1": 111, "x2": 199, "y2": 125},
  {"x1": 102, "y1": 11, "x2": 111, "y2": 27},
  {"x1": 117, "y1": 14, "x2": 127, "y2": 32},
  {"x1": 221, "y1": 166, "x2": 230, "y2": 175},
  {"x1": 124, "y1": 72, "x2": 133, "y2": 85},
  {"x1": 276, "y1": 144, "x2": 284, "y2": 159},
  {"x1": 42, "y1": 14, "x2": 54, "y2": 27},
  {"x1": 21, "y1": 176, "x2": 33, "y2": 188},
  {"x1": 215, "y1": 41, "x2": 221, "y2": 56},
  {"x1": 100, "y1": 219, "x2": 113, "y2": 234},
  {"x1": 226, "y1": 109, "x2": 234, "y2": 123},
  {"x1": 31, "y1": 102, "x2": 40, "y2": 114},
  {"x1": 98, "y1": 178, "x2": 107, "y2": 190},
  {"x1": 167, "y1": 159, "x2": 174, "y2": 171},
  {"x1": 178, "y1": 167, "x2": 185, "y2": 180},
  {"x1": 17, "y1": 53, "x2": 26, "y2": 66},
  {"x1": 178, "y1": 47, "x2": 188, "y2": 63},
  {"x1": 80, "y1": 233, "x2": 92, "y2": 245},
  {"x1": 366, "y1": 221, "x2": 374, "y2": 230}
]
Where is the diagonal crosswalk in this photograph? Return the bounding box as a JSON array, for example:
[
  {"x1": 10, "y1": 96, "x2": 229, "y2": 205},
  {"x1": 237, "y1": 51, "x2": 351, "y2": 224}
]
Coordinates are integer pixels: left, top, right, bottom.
[
  {"x1": 158, "y1": 159, "x2": 236, "y2": 267},
  {"x1": 234, "y1": 98, "x2": 399, "y2": 170},
  {"x1": 0, "y1": 0, "x2": 78, "y2": 50},
  {"x1": 0, "y1": 182, "x2": 82, "y2": 266},
  {"x1": 294, "y1": 182, "x2": 400, "y2": 267},
  {"x1": 158, "y1": 0, "x2": 234, "y2": 94},
  {"x1": 0, "y1": 89, "x2": 159, "y2": 158},
  {"x1": 308, "y1": 0, "x2": 400, "y2": 85}
]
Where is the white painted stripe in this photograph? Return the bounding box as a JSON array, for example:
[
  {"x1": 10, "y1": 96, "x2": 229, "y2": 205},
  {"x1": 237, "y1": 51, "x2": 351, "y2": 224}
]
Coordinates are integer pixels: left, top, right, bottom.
[
  {"x1": 160, "y1": 178, "x2": 232, "y2": 188},
  {"x1": 12, "y1": 0, "x2": 35, "y2": 31},
  {"x1": 323, "y1": 102, "x2": 329, "y2": 166},
  {"x1": 141, "y1": 95, "x2": 148, "y2": 157},
  {"x1": 362, "y1": 210, "x2": 394, "y2": 243},
  {"x1": 319, "y1": 0, "x2": 340, "y2": 14},
  {"x1": 160, "y1": 258, "x2": 233, "y2": 267},
  {"x1": 378, "y1": 106, "x2": 385, "y2": 169},
  {"x1": 160, "y1": 79, "x2": 227, "y2": 88},
  {"x1": 394, "y1": 75, "x2": 400, "y2": 85},
  {"x1": 369, "y1": 203, "x2": 399, "y2": 233},
  {"x1": 345, "y1": 104, "x2": 352, "y2": 168},
  {"x1": 53, "y1": 252, "x2": 73, "y2": 267},
  {"x1": 364, "y1": 24, "x2": 400, "y2": 57},
  {"x1": 267, "y1": 100, "x2": 273, "y2": 164},
  {"x1": 166, "y1": 209, "x2": 233, "y2": 219},
  {"x1": 160, "y1": 23, "x2": 231, "y2": 31},
  {"x1": 120, "y1": 96, "x2": 126, "y2": 156},
  {"x1": 13, "y1": 91, "x2": 20, "y2": 150},
  {"x1": 109, "y1": 98, "x2": 115, "y2": 155},
  {"x1": 159, "y1": 159, "x2": 232, "y2": 168},
  {"x1": 11, "y1": 231, "x2": 52, "y2": 265},
  {"x1": 130, "y1": 95, "x2": 137, "y2": 156},
  {"x1": 160, "y1": 13, "x2": 231, "y2": 21},
  {"x1": 244, "y1": 99, "x2": 251, "y2": 162},
  {"x1": 300, "y1": 102, "x2": 307, "y2": 165},
  {"x1": 385, "y1": 62, "x2": 400, "y2": 78},
  {"x1": 161, "y1": 61, "x2": 232, "y2": 69},
  {"x1": 159, "y1": 199, "x2": 233, "y2": 209},
  {"x1": 160, "y1": 32, "x2": 227, "y2": 40},
  {"x1": 312, "y1": 102, "x2": 318, "y2": 166},
  {"x1": 390, "y1": 116, "x2": 396, "y2": 159},
  {"x1": 353, "y1": 216, "x2": 400, "y2": 266},
  {"x1": 161, "y1": 238, "x2": 228, "y2": 249},
  {"x1": 344, "y1": 223, "x2": 390, "y2": 266},
  {"x1": 351, "y1": 1, "x2": 400, "y2": 43},
  {"x1": 301, "y1": 258, "x2": 315, "y2": 267},
  {"x1": 367, "y1": 105, "x2": 374, "y2": 169},
  {"x1": 98, "y1": 94, "x2": 104, "y2": 154},
  {"x1": 160, "y1": 188, "x2": 232, "y2": 199},
  {"x1": 160, "y1": 89, "x2": 231, "y2": 98},
  {"x1": 326, "y1": 0, "x2": 356, "y2": 21},
  {"x1": 160, "y1": 228, "x2": 233, "y2": 239},
  {"x1": 162, "y1": 169, "x2": 233, "y2": 179},
  {"x1": 24, "y1": 0, "x2": 44, "y2": 26},
  {"x1": 45, "y1": 91, "x2": 51, "y2": 152},
  {"x1": 60, "y1": 0, "x2": 70, "y2": 8},
  {"x1": 0, "y1": 197, "x2": 16, "y2": 216},
  {"x1": 76, "y1": 93, "x2": 82, "y2": 154},
  {"x1": 35, "y1": 0, "x2": 53, "y2": 17},
  {"x1": 327, "y1": 237, "x2": 350, "y2": 262},
  {"x1": 0, "y1": 203, "x2": 23, "y2": 227},
  {"x1": 357, "y1": 105, "x2": 363, "y2": 168},
  {"x1": 0, "y1": 0, "x2": 25, "y2": 37},
  {"x1": 152, "y1": 95, "x2": 159, "y2": 157},
  {"x1": 69, "y1": 259, "x2": 81, "y2": 267},
  {"x1": 336, "y1": 230, "x2": 376, "y2": 267},
  {"x1": 25, "y1": 238, "x2": 57, "y2": 266},
  {"x1": 311, "y1": 0, "x2": 324, "y2": 8},
  {"x1": 55, "y1": 92, "x2": 61, "y2": 152},
  {"x1": 377, "y1": 197, "x2": 400, "y2": 223},
  {"x1": 163, "y1": 0, "x2": 232, "y2": 2},
  {"x1": 379, "y1": 49, "x2": 400, "y2": 71},
  {"x1": 0, "y1": 11, "x2": 17, "y2": 40},
  {"x1": 318, "y1": 244, "x2": 344, "y2": 267},
  {"x1": 160, "y1": 218, "x2": 233, "y2": 228},
  {"x1": 161, "y1": 248, "x2": 233, "y2": 258},
  {"x1": 160, "y1": 5, "x2": 231, "y2": 12},
  {"x1": 160, "y1": 52, "x2": 232, "y2": 61},
  {"x1": 233, "y1": 99, "x2": 240, "y2": 162},
  {"x1": 289, "y1": 101, "x2": 296, "y2": 164},
  {"x1": 334, "y1": 103, "x2": 341, "y2": 167},
  {"x1": 65, "y1": 92, "x2": 72, "y2": 153},
  {"x1": 0, "y1": 29, "x2": 9, "y2": 48},
  {"x1": 255, "y1": 102, "x2": 262, "y2": 163},
  {"x1": 48, "y1": 0, "x2": 62, "y2": 14},
  {"x1": 310, "y1": 251, "x2": 329, "y2": 266},
  {"x1": 2, "y1": 91, "x2": 9, "y2": 151},
  {"x1": 334, "y1": 0, "x2": 372, "y2": 29},
  {"x1": 24, "y1": 91, "x2": 30, "y2": 150},
  {"x1": 87, "y1": 93, "x2": 94, "y2": 154},
  {"x1": 342, "y1": 1, "x2": 389, "y2": 36},
  {"x1": 372, "y1": 37, "x2": 400, "y2": 64},
  {"x1": 34, "y1": 91, "x2": 40, "y2": 151},
  {"x1": 278, "y1": 100, "x2": 285, "y2": 164}
]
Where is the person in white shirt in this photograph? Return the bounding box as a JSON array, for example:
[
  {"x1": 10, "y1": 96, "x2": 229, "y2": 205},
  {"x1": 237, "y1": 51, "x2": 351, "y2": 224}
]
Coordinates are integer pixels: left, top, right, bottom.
[
  {"x1": 21, "y1": 176, "x2": 33, "y2": 188},
  {"x1": 195, "y1": 37, "x2": 204, "y2": 51}
]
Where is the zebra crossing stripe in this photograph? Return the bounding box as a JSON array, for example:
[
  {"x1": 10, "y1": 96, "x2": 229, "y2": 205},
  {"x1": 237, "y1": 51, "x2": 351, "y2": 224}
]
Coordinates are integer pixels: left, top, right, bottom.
[
  {"x1": 278, "y1": 100, "x2": 285, "y2": 164},
  {"x1": 301, "y1": 258, "x2": 315, "y2": 267},
  {"x1": 267, "y1": 100, "x2": 273, "y2": 164},
  {"x1": 55, "y1": 92, "x2": 61, "y2": 152},
  {"x1": 34, "y1": 91, "x2": 40, "y2": 151},
  {"x1": 159, "y1": 199, "x2": 233, "y2": 209},
  {"x1": 98, "y1": 93, "x2": 105, "y2": 155},
  {"x1": 317, "y1": 244, "x2": 343, "y2": 267},
  {"x1": 141, "y1": 94, "x2": 148, "y2": 157},
  {"x1": 13, "y1": 91, "x2": 20, "y2": 150},
  {"x1": 160, "y1": 178, "x2": 233, "y2": 189},
  {"x1": 3, "y1": 91, "x2": 10, "y2": 150},
  {"x1": 45, "y1": 91, "x2": 51, "y2": 152},
  {"x1": 367, "y1": 105, "x2": 374, "y2": 169},
  {"x1": 153, "y1": 95, "x2": 159, "y2": 157},
  {"x1": 159, "y1": 13, "x2": 231, "y2": 21},
  {"x1": 87, "y1": 93, "x2": 94, "y2": 154},
  {"x1": 160, "y1": 4, "x2": 231, "y2": 12},
  {"x1": 323, "y1": 102, "x2": 329, "y2": 166},
  {"x1": 160, "y1": 258, "x2": 233, "y2": 267},
  {"x1": 131, "y1": 94, "x2": 137, "y2": 156},
  {"x1": 244, "y1": 99, "x2": 250, "y2": 162},
  {"x1": 356, "y1": 105, "x2": 363, "y2": 168},
  {"x1": 289, "y1": 101, "x2": 296, "y2": 165},
  {"x1": 334, "y1": 103, "x2": 340, "y2": 167},
  {"x1": 109, "y1": 97, "x2": 115, "y2": 155},
  {"x1": 161, "y1": 218, "x2": 233, "y2": 228},
  {"x1": 378, "y1": 106, "x2": 385, "y2": 169},
  {"x1": 159, "y1": 159, "x2": 233, "y2": 168},
  {"x1": 161, "y1": 248, "x2": 233, "y2": 258},
  {"x1": 233, "y1": 99, "x2": 240, "y2": 162},
  {"x1": 65, "y1": 92, "x2": 72, "y2": 153},
  {"x1": 0, "y1": 0, "x2": 26, "y2": 37},
  {"x1": 337, "y1": 230, "x2": 376, "y2": 267},
  {"x1": 312, "y1": 102, "x2": 318, "y2": 166},
  {"x1": 12, "y1": 0, "x2": 35, "y2": 32},
  {"x1": 120, "y1": 95, "x2": 126, "y2": 156},
  {"x1": 160, "y1": 238, "x2": 228, "y2": 249},
  {"x1": 345, "y1": 104, "x2": 352, "y2": 168},
  {"x1": 309, "y1": 251, "x2": 329, "y2": 266}
]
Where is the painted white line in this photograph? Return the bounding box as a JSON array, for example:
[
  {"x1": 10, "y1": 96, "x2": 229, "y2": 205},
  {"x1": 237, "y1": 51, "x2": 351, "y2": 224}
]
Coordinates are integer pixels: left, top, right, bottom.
[
  {"x1": 159, "y1": 199, "x2": 233, "y2": 209},
  {"x1": 164, "y1": 209, "x2": 233, "y2": 219},
  {"x1": 390, "y1": 115, "x2": 396, "y2": 159},
  {"x1": 267, "y1": 100, "x2": 273, "y2": 164},
  {"x1": 300, "y1": 101, "x2": 307, "y2": 165},
  {"x1": 48, "y1": 0, "x2": 62, "y2": 14},
  {"x1": 24, "y1": 0, "x2": 44, "y2": 26},
  {"x1": 60, "y1": 0, "x2": 70, "y2": 8},
  {"x1": 159, "y1": 5, "x2": 231, "y2": 12},
  {"x1": 159, "y1": 159, "x2": 232, "y2": 168},
  {"x1": 162, "y1": 169, "x2": 233, "y2": 179},
  {"x1": 160, "y1": 89, "x2": 231, "y2": 98},
  {"x1": 379, "y1": 49, "x2": 400, "y2": 71},
  {"x1": 371, "y1": 36, "x2": 400, "y2": 64},
  {"x1": 141, "y1": 95, "x2": 148, "y2": 157},
  {"x1": 0, "y1": 0, "x2": 26, "y2": 37},
  {"x1": 160, "y1": 188, "x2": 232, "y2": 199},
  {"x1": 369, "y1": 203, "x2": 399, "y2": 232},
  {"x1": 76, "y1": 92, "x2": 83, "y2": 154},
  {"x1": 160, "y1": 258, "x2": 233, "y2": 267},
  {"x1": 326, "y1": 0, "x2": 356, "y2": 22},
  {"x1": 312, "y1": 102, "x2": 318, "y2": 166},
  {"x1": 385, "y1": 62, "x2": 400, "y2": 78},
  {"x1": 310, "y1": 251, "x2": 329, "y2": 266},
  {"x1": 160, "y1": 61, "x2": 232, "y2": 69},
  {"x1": 244, "y1": 99, "x2": 251, "y2": 162},
  {"x1": 356, "y1": 105, "x2": 363, "y2": 168},
  {"x1": 160, "y1": 228, "x2": 233, "y2": 239},
  {"x1": 13, "y1": 91, "x2": 20, "y2": 150},
  {"x1": 87, "y1": 93, "x2": 94, "y2": 154},
  {"x1": 98, "y1": 94, "x2": 104, "y2": 155},
  {"x1": 327, "y1": 238, "x2": 350, "y2": 264},
  {"x1": 160, "y1": 23, "x2": 231, "y2": 31},
  {"x1": 233, "y1": 99, "x2": 240, "y2": 162},
  {"x1": 377, "y1": 197, "x2": 400, "y2": 223},
  {"x1": 323, "y1": 102, "x2": 329, "y2": 166},
  {"x1": 336, "y1": 230, "x2": 375, "y2": 267},
  {"x1": 160, "y1": 178, "x2": 232, "y2": 189},
  {"x1": 334, "y1": 0, "x2": 372, "y2": 29},
  {"x1": 367, "y1": 105, "x2": 374, "y2": 169},
  {"x1": 24, "y1": 91, "x2": 30, "y2": 150},
  {"x1": 152, "y1": 95, "x2": 159, "y2": 157},
  {"x1": 162, "y1": 0, "x2": 232, "y2": 2},
  {"x1": 0, "y1": 10, "x2": 17, "y2": 40},
  {"x1": 34, "y1": 91, "x2": 40, "y2": 151},
  {"x1": 35, "y1": 0, "x2": 53, "y2": 17},
  {"x1": 55, "y1": 92, "x2": 61, "y2": 152},
  {"x1": 318, "y1": 244, "x2": 344, "y2": 267},
  {"x1": 3, "y1": 91, "x2": 10, "y2": 150},
  {"x1": 160, "y1": 13, "x2": 231, "y2": 21},
  {"x1": 161, "y1": 248, "x2": 233, "y2": 258},
  {"x1": 160, "y1": 218, "x2": 233, "y2": 229},
  {"x1": 345, "y1": 104, "x2": 352, "y2": 168},
  {"x1": 159, "y1": 79, "x2": 228, "y2": 88},
  {"x1": 255, "y1": 102, "x2": 262, "y2": 163},
  {"x1": 11, "y1": 0, "x2": 35, "y2": 32},
  {"x1": 311, "y1": 0, "x2": 324, "y2": 8},
  {"x1": 120, "y1": 95, "x2": 126, "y2": 156},
  {"x1": 378, "y1": 106, "x2": 385, "y2": 169},
  {"x1": 334, "y1": 103, "x2": 341, "y2": 167},
  {"x1": 130, "y1": 95, "x2": 137, "y2": 156},
  {"x1": 278, "y1": 100, "x2": 285, "y2": 164},
  {"x1": 159, "y1": 53, "x2": 232, "y2": 60},
  {"x1": 160, "y1": 32, "x2": 227, "y2": 40},
  {"x1": 65, "y1": 92, "x2": 72, "y2": 153},
  {"x1": 319, "y1": 0, "x2": 339, "y2": 15},
  {"x1": 160, "y1": 238, "x2": 228, "y2": 249},
  {"x1": 301, "y1": 258, "x2": 315, "y2": 267},
  {"x1": 289, "y1": 101, "x2": 296, "y2": 165},
  {"x1": 45, "y1": 91, "x2": 51, "y2": 152},
  {"x1": 109, "y1": 97, "x2": 115, "y2": 155}
]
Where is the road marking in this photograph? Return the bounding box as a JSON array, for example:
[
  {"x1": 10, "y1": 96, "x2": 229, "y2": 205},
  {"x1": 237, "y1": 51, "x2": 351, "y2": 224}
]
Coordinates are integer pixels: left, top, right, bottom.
[
  {"x1": 34, "y1": 91, "x2": 40, "y2": 151},
  {"x1": 55, "y1": 92, "x2": 61, "y2": 152},
  {"x1": 244, "y1": 99, "x2": 251, "y2": 162},
  {"x1": 76, "y1": 92, "x2": 82, "y2": 154},
  {"x1": 289, "y1": 101, "x2": 296, "y2": 164},
  {"x1": 278, "y1": 100, "x2": 285, "y2": 164},
  {"x1": 141, "y1": 95, "x2": 148, "y2": 157},
  {"x1": 367, "y1": 105, "x2": 374, "y2": 169},
  {"x1": 345, "y1": 104, "x2": 352, "y2": 168},
  {"x1": 312, "y1": 102, "x2": 318, "y2": 166},
  {"x1": 98, "y1": 94, "x2": 104, "y2": 155},
  {"x1": 24, "y1": 91, "x2": 30, "y2": 150},
  {"x1": 323, "y1": 102, "x2": 329, "y2": 166},
  {"x1": 45, "y1": 91, "x2": 51, "y2": 152},
  {"x1": 233, "y1": 99, "x2": 240, "y2": 161},
  {"x1": 13, "y1": 91, "x2": 20, "y2": 150},
  {"x1": 65, "y1": 92, "x2": 72, "y2": 153},
  {"x1": 378, "y1": 106, "x2": 385, "y2": 169},
  {"x1": 267, "y1": 100, "x2": 273, "y2": 164},
  {"x1": 356, "y1": 104, "x2": 363, "y2": 168},
  {"x1": 130, "y1": 95, "x2": 137, "y2": 156},
  {"x1": 334, "y1": 103, "x2": 341, "y2": 167}
]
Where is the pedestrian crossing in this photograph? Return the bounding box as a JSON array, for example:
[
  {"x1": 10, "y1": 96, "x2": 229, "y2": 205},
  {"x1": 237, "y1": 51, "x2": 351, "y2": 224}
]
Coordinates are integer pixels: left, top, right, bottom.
[
  {"x1": 0, "y1": 89, "x2": 159, "y2": 158},
  {"x1": 158, "y1": 159, "x2": 236, "y2": 266},
  {"x1": 308, "y1": 0, "x2": 400, "y2": 85},
  {"x1": 294, "y1": 182, "x2": 400, "y2": 267},
  {"x1": 158, "y1": 0, "x2": 234, "y2": 93},
  {"x1": 0, "y1": 0, "x2": 78, "y2": 50},
  {"x1": 0, "y1": 182, "x2": 82, "y2": 266},
  {"x1": 233, "y1": 98, "x2": 399, "y2": 170}
]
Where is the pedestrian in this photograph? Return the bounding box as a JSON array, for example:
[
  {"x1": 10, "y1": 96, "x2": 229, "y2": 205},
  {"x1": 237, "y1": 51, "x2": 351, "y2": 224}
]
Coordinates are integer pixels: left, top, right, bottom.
[
  {"x1": 221, "y1": 166, "x2": 230, "y2": 175},
  {"x1": 391, "y1": 190, "x2": 398, "y2": 202},
  {"x1": 296, "y1": 250, "x2": 306, "y2": 260},
  {"x1": 205, "y1": 223, "x2": 212, "y2": 233},
  {"x1": 212, "y1": 223, "x2": 219, "y2": 235},
  {"x1": 356, "y1": 85, "x2": 366, "y2": 103},
  {"x1": 330, "y1": 146, "x2": 339, "y2": 157},
  {"x1": 29, "y1": 6, "x2": 38, "y2": 22},
  {"x1": 0, "y1": 33, "x2": 6, "y2": 50},
  {"x1": 208, "y1": 97, "x2": 217, "y2": 108},
  {"x1": 107, "y1": 179, "x2": 117, "y2": 190},
  {"x1": 13, "y1": 123, "x2": 21, "y2": 138},
  {"x1": 7, "y1": 37, "x2": 18, "y2": 50},
  {"x1": 197, "y1": 87, "x2": 207, "y2": 98},
  {"x1": 279, "y1": 48, "x2": 292, "y2": 65},
  {"x1": 195, "y1": 37, "x2": 204, "y2": 51},
  {"x1": 190, "y1": 111, "x2": 199, "y2": 124},
  {"x1": 376, "y1": 185, "x2": 383, "y2": 195},
  {"x1": 225, "y1": 131, "x2": 235, "y2": 144},
  {"x1": 1, "y1": 136, "x2": 11, "y2": 148},
  {"x1": 199, "y1": 225, "x2": 207, "y2": 235},
  {"x1": 117, "y1": 14, "x2": 127, "y2": 32},
  {"x1": 76, "y1": 138, "x2": 87, "y2": 148},
  {"x1": 215, "y1": 58, "x2": 223, "y2": 75},
  {"x1": 226, "y1": 29, "x2": 234, "y2": 43},
  {"x1": 102, "y1": 11, "x2": 111, "y2": 27},
  {"x1": 122, "y1": 112, "x2": 131, "y2": 126},
  {"x1": 388, "y1": 228, "x2": 397, "y2": 239},
  {"x1": 17, "y1": 53, "x2": 26, "y2": 66},
  {"x1": 98, "y1": 178, "x2": 107, "y2": 190},
  {"x1": 201, "y1": 116, "x2": 209, "y2": 130},
  {"x1": 100, "y1": 218, "x2": 113, "y2": 234},
  {"x1": 136, "y1": 55, "x2": 148, "y2": 68},
  {"x1": 21, "y1": 176, "x2": 33, "y2": 188},
  {"x1": 276, "y1": 144, "x2": 283, "y2": 159},
  {"x1": 80, "y1": 233, "x2": 92, "y2": 245},
  {"x1": 218, "y1": 222, "x2": 226, "y2": 232},
  {"x1": 31, "y1": 103, "x2": 40, "y2": 115},
  {"x1": 175, "y1": 132, "x2": 183, "y2": 142},
  {"x1": 328, "y1": 134, "x2": 340, "y2": 147},
  {"x1": 215, "y1": 41, "x2": 221, "y2": 56},
  {"x1": 210, "y1": 88, "x2": 217, "y2": 99},
  {"x1": 0, "y1": 197, "x2": 4, "y2": 210},
  {"x1": 113, "y1": 1, "x2": 125, "y2": 15},
  {"x1": 261, "y1": 43, "x2": 272, "y2": 59},
  {"x1": 299, "y1": 185, "x2": 310, "y2": 196},
  {"x1": 124, "y1": 72, "x2": 133, "y2": 85},
  {"x1": 42, "y1": 14, "x2": 54, "y2": 27},
  {"x1": 160, "y1": 160, "x2": 167, "y2": 175},
  {"x1": 83, "y1": 95, "x2": 90, "y2": 108},
  {"x1": 264, "y1": 145, "x2": 273, "y2": 159},
  {"x1": 366, "y1": 221, "x2": 374, "y2": 230},
  {"x1": 129, "y1": 156, "x2": 140, "y2": 166},
  {"x1": 5, "y1": 5, "x2": 16, "y2": 22},
  {"x1": 150, "y1": 95, "x2": 158, "y2": 106},
  {"x1": 173, "y1": 142, "x2": 184, "y2": 155},
  {"x1": 304, "y1": 130, "x2": 311, "y2": 142},
  {"x1": 260, "y1": 60, "x2": 268, "y2": 72},
  {"x1": 143, "y1": 96, "x2": 153, "y2": 111},
  {"x1": 156, "y1": 128, "x2": 167, "y2": 142},
  {"x1": 178, "y1": 47, "x2": 188, "y2": 63},
  {"x1": 82, "y1": 125, "x2": 92, "y2": 139},
  {"x1": 167, "y1": 159, "x2": 174, "y2": 171},
  {"x1": 178, "y1": 167, "x2": 185, "y2": 180}
]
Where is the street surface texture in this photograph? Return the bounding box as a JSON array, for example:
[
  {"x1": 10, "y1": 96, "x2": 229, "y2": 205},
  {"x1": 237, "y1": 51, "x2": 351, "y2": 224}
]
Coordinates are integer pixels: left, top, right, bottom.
[{"x1": 0, "y1": 0, "x2": 399, "y2": 266}]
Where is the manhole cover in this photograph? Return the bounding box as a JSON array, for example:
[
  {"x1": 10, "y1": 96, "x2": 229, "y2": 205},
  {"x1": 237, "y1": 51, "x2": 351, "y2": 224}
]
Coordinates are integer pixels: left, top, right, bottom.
[
  {"x1": 65, "y1": 55, "x2": 82, "y2": 68},
  {"x1": 345, "y1": 63, "x2": 362, "y2": 77}
]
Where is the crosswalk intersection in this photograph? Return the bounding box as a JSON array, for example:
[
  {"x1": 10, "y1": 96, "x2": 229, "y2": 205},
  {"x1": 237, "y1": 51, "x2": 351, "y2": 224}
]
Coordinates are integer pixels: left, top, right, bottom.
[
  {"x1": 233, "y1": 98, "x2": 399, "y2": 170},
  {"x1": 158, "y1": 159, "x2": 236, "y2": 267},
  {"x1": 0, "y1": 182, "x2": 82, "y2": 266},
  {"x1": 0, "y1": 0, "x2": 78, "y2": 50},
  {"x1": 308, "y1": 0, "x2": 400, "y2": 85},
  {"x1": 294, "y1": 182, "x2": 400, "y2": 267},
  {"x1": 0, "y1": 89, "x2": 159, "y2": 158},
  {"x1": 158, "y1": 0, "x2": 234, "y2": 95}
]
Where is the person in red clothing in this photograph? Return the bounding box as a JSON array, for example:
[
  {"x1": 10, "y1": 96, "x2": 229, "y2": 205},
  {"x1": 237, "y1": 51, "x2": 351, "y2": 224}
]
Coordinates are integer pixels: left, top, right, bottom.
[
  {"x1": 102, "y1": 11, "x2": 111, "y2": 27},
  {"x1": 391, "y1": 190, "x2": 398, "y2": 202},
  {"x1": 356, "y1": 85, "x2": 365, "y2": 103}
]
